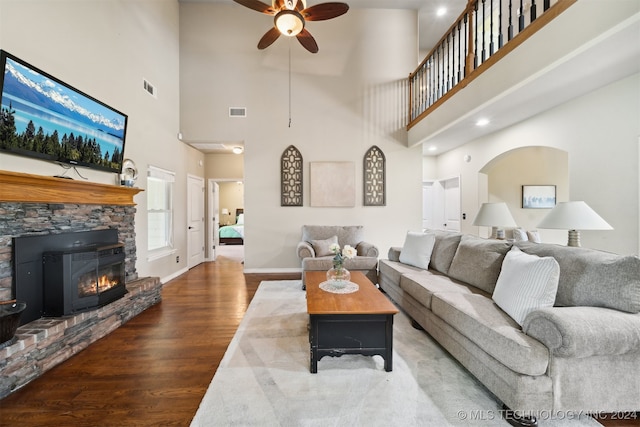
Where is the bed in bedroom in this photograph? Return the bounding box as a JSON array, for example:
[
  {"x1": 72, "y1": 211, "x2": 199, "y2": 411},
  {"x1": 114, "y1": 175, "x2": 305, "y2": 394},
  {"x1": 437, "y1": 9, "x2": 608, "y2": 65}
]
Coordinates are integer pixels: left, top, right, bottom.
[{"x1": 219, "y1": 210, "x2": 244, "y2": 245}]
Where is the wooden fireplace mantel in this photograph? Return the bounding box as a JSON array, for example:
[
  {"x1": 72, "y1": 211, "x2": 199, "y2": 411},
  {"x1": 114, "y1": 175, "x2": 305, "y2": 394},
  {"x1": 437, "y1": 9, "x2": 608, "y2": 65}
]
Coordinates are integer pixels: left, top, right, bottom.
[{"x1": 0, "y1": 170, "x2": 143, "y2": 206}]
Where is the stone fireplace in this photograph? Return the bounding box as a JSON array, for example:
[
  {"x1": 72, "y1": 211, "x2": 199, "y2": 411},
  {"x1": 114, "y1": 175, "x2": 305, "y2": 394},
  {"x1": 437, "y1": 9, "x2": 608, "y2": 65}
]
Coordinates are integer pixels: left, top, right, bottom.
[{"x1": 0, "y1": 170, "x2": 162, "y2": 399}]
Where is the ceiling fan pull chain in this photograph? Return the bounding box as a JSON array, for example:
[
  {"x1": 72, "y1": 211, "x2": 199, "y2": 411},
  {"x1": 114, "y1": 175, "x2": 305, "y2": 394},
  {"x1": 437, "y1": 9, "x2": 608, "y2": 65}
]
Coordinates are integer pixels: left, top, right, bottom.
[{"x1": 289, "y1": 42, "x2": 292, "y2": 128}]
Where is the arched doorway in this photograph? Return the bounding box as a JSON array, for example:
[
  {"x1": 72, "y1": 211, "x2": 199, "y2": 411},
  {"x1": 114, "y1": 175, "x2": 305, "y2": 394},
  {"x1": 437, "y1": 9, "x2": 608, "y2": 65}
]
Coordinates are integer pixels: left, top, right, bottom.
[{"x1": 477, "y1": 146, "x2": 568, "y2": 244}]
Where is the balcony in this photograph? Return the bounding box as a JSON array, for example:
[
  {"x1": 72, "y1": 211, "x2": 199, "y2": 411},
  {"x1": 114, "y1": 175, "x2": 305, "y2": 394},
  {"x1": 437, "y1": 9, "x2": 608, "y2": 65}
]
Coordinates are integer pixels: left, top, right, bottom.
[{"x1": 408, "y1": 0, "x2": 640, "y2": 154}]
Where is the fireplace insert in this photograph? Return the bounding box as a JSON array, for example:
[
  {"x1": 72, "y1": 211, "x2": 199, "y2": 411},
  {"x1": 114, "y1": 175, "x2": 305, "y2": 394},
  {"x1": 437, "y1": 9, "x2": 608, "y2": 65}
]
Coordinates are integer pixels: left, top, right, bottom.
[{"x1": 42, "y1": 243, "x2": 127, "y2": 316}]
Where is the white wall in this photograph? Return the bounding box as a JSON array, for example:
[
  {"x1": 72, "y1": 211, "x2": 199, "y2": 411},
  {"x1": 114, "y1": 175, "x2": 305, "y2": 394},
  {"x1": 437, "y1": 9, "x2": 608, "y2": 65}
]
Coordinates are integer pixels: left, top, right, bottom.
[
  {"x1": 0, "y1": 0, "x2": 205, "y2": 282},
  {"x1": 180, "y1": 5, "x2": 422, "y2": 272},
  {"x1": 432, "y1": 73, "x2": 640, "y2": 255}
]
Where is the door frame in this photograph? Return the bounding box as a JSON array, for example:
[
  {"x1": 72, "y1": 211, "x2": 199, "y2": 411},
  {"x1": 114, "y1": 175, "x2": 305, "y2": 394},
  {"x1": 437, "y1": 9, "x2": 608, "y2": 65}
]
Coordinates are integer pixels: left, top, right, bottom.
[
  {"x1": 423, "y1": 175, "x2": 461, "y2": 232},
  {"x1": 207, "y1": 178, "x2": 243, "y2": 261}
]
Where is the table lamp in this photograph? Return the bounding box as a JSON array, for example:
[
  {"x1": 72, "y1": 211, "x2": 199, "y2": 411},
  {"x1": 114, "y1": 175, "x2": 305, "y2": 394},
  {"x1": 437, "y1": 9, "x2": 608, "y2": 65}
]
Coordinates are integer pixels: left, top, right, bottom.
[
  {"x1": 472, "y1": 202, "x2": 517, "y2": 239},
  {"x1": 221, "y1": 208, "x2": 229, "y2": 224},
  {"x1": 537, "y1": 201, "x2": 612, "y2": 247}
]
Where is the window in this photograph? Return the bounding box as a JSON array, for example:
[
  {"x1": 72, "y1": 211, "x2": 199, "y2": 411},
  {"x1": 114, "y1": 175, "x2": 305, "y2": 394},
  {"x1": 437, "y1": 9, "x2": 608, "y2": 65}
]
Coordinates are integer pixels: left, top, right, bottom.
[{"x1": 147, "y1": 165, "x2": 175, "y2": 259}]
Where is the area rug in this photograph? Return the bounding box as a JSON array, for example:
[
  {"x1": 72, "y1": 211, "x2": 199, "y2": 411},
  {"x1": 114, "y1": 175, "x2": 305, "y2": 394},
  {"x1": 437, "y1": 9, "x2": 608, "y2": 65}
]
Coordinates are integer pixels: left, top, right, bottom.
[{"x1": 191, "y1": 281, "x2": 601, "y2": 427}]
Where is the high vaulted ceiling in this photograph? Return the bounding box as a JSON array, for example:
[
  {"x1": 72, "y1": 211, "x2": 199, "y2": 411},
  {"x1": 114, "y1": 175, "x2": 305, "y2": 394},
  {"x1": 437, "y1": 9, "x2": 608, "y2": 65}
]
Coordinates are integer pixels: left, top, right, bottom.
[
  {"x1": 178, "y1": 0, "x2": 467, "y2": 154},
  {"x1": 179, "y1": 0, "x2": 467, "y2": 63}
]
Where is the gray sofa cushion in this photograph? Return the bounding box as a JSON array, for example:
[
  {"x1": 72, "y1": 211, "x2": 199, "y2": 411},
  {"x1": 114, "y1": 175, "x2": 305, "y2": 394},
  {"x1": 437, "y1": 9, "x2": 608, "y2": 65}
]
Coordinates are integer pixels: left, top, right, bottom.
[
  {"x1": 516, "y1": 242, "x2": 640, "y2": 313},
  {"x1": 428, "y1": 230, "x2": 463, "y2": 274},
  {"x1": 524, "y1": 307, "x2": 640, "y2": 357},
  {"x1": 447, "y1": 235, "x2": 512, "y2": 294},
  {"x1": 379, "y1": 258, "x2": 423, "y2": 286},
  {"x1": 400, "y1": 271, "x2": 476, "y2": 309},
  {"x1": 431, "y1": 292, "x2": 550, "y2": 376}
]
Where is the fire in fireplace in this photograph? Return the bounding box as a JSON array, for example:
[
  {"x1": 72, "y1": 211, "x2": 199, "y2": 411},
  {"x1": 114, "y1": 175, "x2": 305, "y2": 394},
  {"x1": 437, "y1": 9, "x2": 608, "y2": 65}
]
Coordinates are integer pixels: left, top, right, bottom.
[{"x1": 42, "y1": 243, "x2": 127, "y2": 316}]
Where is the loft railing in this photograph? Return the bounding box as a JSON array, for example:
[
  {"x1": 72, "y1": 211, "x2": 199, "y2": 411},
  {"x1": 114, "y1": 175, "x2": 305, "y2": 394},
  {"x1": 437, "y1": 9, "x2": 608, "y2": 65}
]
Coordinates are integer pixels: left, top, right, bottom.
[{"x1": 408, "y1": 0, "x2": 576, "y2": 129}]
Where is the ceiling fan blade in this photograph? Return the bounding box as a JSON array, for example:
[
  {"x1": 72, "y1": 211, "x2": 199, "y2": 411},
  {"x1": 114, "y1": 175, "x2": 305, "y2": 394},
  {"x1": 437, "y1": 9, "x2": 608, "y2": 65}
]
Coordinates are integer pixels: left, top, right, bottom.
[
  {"x1": 302, "y1": 2, "x2": 349, "y2": 21},
  {"x1": 232, "y1": 0, "x2": 277, "y2": 14},
  {"x1": 258, "y1": 27, "x2": 281, "y2": 49},
  {"x1": 296, "y1": 29, "x2": 319, "y2": 53}
]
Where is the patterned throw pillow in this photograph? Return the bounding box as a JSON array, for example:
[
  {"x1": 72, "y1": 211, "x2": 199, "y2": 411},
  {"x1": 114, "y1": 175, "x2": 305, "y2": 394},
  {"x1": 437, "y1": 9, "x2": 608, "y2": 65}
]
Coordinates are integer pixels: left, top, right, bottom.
[
  {"x1": 492, "y1": 246, "x2": 560, "y2": 325},
  {"x1": 512, "y1": 228, "x2": 528, "y2": 242}
]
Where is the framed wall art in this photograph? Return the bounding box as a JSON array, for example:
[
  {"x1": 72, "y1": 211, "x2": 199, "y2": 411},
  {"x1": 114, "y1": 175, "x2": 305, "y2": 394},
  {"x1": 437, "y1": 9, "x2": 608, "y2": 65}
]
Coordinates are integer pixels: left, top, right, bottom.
[
  {"x1": 281, "y1": 145, "x2": 303, "y2": 206},
  {"x1": 522, "y1": 185, "x2": 556, "y2": 209},
  {"x1": 309, "y1": 162, "x2": 355, "y2": 207},
  {"x1": 363, "y1": 145, "x2": 386, "y2": 206}
]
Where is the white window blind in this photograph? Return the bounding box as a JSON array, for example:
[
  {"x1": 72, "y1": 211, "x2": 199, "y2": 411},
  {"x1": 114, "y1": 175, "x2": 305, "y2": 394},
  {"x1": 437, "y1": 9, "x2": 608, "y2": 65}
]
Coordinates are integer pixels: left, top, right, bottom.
[{"x1": 147, "y1": 166, "x2": 175, "y2": 256}]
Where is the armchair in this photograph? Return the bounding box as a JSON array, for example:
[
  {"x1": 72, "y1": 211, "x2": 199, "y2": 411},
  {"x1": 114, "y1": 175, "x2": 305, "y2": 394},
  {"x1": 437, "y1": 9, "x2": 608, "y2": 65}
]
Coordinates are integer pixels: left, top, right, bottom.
[{"x1": 297, "y1": 225, "x2": 379, "y2": 289}]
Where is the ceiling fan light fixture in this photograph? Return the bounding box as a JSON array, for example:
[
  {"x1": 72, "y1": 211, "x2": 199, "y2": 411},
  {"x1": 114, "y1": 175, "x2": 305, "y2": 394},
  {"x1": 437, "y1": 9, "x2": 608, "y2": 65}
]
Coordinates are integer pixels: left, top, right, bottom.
[{"x1": 275, "y1": 9, "x2": 304, "y2": 36}]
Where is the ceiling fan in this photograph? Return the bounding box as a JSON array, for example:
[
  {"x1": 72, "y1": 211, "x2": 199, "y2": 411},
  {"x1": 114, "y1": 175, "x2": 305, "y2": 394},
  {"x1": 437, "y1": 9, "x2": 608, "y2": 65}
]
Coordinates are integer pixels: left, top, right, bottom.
[{"x1": 232, "y1": 0, "x2": 349, "y2": 53}]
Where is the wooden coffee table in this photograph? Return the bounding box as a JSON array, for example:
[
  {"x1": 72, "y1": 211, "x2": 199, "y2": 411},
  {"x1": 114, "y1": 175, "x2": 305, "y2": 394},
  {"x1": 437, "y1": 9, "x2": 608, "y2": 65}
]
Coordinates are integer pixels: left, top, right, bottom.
[{"x1": 305, "y1": 271, "x2": 399, "y2": 373}]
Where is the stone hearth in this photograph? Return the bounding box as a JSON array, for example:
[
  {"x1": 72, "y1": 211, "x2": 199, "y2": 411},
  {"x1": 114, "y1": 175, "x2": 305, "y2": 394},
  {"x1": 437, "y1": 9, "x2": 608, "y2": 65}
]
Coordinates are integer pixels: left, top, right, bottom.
[{"x1": 0, "y1": 277, "x2": 161, "y2": 398}]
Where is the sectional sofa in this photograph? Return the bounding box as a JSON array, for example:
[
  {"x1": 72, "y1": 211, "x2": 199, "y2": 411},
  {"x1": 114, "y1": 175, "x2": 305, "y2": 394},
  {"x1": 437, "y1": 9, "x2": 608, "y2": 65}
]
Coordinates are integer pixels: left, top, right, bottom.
[{"x1": 378, "y1": 230, "x2": 640, "y2": 418}]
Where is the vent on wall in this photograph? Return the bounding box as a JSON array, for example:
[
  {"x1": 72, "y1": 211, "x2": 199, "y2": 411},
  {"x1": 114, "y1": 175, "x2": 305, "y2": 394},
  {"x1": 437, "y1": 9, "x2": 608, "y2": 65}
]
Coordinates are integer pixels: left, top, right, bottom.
[
  {"x1": 229, "y1": 107, "x2": 247, "y2": 117},
  {"x1": 143, "y1": 79, "x2": 157, "y2": 98}
]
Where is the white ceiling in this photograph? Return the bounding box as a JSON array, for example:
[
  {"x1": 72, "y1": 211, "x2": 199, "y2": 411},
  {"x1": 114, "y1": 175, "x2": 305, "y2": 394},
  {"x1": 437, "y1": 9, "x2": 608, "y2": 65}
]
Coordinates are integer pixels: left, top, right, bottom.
[
  {"x1": 179, "y1": 0, "x2": 467, "y2": 53},
  {"x1": 178, "y1": 0, "x2": 467, "y2": 153}
]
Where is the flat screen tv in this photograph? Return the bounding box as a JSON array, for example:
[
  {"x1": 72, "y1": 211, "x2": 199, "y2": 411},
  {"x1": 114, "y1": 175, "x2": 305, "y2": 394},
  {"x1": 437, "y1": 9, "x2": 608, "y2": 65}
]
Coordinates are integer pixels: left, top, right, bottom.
[{"x1": 0, "y1": 50, "x2": 128, "y2": 174}]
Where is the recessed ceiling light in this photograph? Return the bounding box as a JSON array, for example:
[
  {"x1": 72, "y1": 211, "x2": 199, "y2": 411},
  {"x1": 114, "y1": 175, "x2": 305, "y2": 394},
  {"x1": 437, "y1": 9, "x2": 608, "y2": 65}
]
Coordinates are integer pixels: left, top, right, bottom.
[
  {"x1": 428, "y1": 146, "x2": 438, "y2": 152},
  {"x1": 232, "y1": 147, "x2": 244, "y2": 154},
  {"x1": 436, "y1": 7, "x2": 447, "y2": 17},
  {"x1": 476, "y1": 118, "x2": 490, "y2": 126}
]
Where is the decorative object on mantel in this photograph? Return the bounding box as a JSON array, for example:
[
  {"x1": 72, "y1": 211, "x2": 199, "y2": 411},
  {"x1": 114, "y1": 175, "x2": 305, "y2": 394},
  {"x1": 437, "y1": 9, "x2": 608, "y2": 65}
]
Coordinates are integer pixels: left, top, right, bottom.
[
  {"x1": 120, "y1": 158, "x2": 138, "y2": 187},
  {"x1": 537, "y1": 201, "x2": 613, "y2": 247},
  {"x1": 472, "y1": 202, "x2": 517, "y2": 239},
  {"x1": 363, "y1": 145, "x2": 386, "y2": 206},
  {"x1": 326, "y1": 242, "x2": 356, "y2": 286},
  {"x1": 231, "y1": 0, "x2": 349, "y2": 54},
  {"x1": 281, "y1": 145, "x2": 303, "y2": 206}
]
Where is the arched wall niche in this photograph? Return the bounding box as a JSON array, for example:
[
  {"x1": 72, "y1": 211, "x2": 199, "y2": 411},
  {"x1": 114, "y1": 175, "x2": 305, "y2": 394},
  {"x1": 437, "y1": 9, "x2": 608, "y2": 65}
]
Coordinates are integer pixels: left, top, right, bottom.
[{"x1": 476, "y1": 145, "x2": 569, "y2": 243}]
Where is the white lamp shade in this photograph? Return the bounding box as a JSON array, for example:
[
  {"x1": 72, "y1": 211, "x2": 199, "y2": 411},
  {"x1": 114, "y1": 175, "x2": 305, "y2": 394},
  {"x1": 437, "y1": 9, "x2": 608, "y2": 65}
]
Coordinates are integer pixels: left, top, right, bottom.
[
  {"x1": 537, "y1": 201, "x2": 613, "y2": 230},
  {"x1": 472, "y1": 202, "x2": 517, "y2": 227},
  {"x1": 221, "y1": 208, "x2": 230, "y2": 216}
]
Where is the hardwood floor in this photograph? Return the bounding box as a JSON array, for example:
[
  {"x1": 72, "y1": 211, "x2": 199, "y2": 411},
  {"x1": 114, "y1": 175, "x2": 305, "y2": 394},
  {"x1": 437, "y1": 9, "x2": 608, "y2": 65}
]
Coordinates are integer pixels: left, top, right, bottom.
[
  {"x1": 0, "y1": 256, "x2": 635, "y2": 426},
  {"x1": 0, "y1": 256, "x2": 298, "y2": 427}
]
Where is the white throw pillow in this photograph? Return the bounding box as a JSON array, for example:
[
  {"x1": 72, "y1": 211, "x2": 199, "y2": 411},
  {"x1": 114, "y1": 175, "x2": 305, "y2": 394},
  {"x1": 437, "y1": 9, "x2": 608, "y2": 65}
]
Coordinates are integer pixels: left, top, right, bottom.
[
  {"x1": 399, "y1": 231, "x2": 436, "y2": 270},
  {"x1": 512, "y1": 228, "x2": 528, "y2": 242},
  {"x1": 310, "y1": 235, "x2": 338, "y2": 257},
  {"x1": 236, "y1": 213, "x2": 245, "y2": 225},
  {"x1": 527, "y1": 230, "x2": 541, "y2": 243},
  {"x1": 492, "y1": 246, "x2": 560, "y2": 326}
]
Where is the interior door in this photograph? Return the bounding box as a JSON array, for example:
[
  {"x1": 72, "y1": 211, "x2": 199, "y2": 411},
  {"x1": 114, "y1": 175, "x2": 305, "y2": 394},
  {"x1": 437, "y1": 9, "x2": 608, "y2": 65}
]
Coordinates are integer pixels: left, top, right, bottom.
[
  {"x1": 210, "y1": 181, "x2": 220, "y2": 261},
  {"x1": 187, "y1": 175, "x2": 205, "y2": 269},
  {"x1": 442, "y1": 177, "x2": 461, "y2": 232},
  {"x1": 422, "y1": 182, "x2": 434, "y2": 229},
  {"x1": 426, "y1": 176, "x2": 460, "y2": 231}
]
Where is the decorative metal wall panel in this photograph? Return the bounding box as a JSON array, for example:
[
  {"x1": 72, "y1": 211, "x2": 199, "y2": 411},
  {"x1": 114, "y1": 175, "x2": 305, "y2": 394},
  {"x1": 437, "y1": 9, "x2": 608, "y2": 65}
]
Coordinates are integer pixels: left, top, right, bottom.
[
  {"x1": 363, "y1": 145, "x2": 386, "y2": 206},
  {"x1": 281, "y1": 145, "x2": 303, "y2": 206}
]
